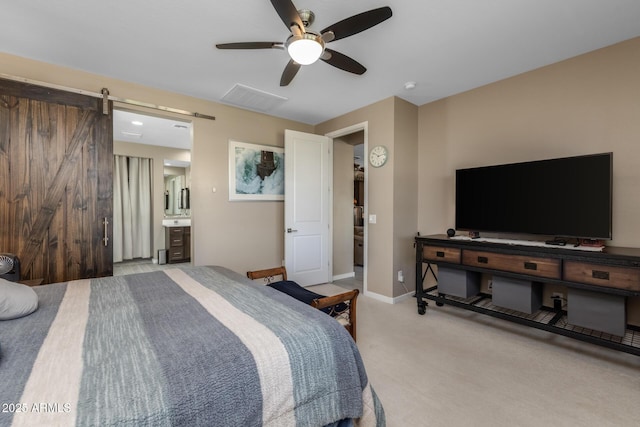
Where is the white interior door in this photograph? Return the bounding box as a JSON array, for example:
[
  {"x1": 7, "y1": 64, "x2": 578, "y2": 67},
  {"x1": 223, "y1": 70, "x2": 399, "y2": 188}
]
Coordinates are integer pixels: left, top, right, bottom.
[{"x1": 284, "y1": 129, "x2": 331, "y2": 286}]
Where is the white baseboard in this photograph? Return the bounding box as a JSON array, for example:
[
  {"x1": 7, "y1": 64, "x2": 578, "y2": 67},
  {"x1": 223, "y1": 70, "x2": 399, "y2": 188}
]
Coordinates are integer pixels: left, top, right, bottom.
[
  {"x1": 392, "y1": 291, "x2": 415, "y2": 303},
  {"x1": 364, "y1": 289, "x2": 414, "y2": 304},
  {"x1": 332, "y1": 272, "x2": 355, "y2": 281}
]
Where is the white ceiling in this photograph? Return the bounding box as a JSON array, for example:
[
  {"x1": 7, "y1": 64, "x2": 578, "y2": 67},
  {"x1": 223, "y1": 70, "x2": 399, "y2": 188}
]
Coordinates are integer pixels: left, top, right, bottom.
[
  {"x1": 2, "y1": 0, "x2": 640, "y2": 129},
  {"x1": 114, "y1": 110, "x2": 192, "y2": 150}
]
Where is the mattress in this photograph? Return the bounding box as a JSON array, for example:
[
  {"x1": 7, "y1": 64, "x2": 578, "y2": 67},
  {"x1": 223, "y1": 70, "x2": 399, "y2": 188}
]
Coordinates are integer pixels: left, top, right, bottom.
[{"x1": 0, "y1": 266, "x2": 384, "y2": 427}]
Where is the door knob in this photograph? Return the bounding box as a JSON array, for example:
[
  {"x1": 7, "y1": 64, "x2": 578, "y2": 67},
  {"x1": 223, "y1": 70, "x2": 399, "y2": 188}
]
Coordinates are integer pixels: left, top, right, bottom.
[{"x1": 287, "y1": 228, "x2": 298, "y2": 233}]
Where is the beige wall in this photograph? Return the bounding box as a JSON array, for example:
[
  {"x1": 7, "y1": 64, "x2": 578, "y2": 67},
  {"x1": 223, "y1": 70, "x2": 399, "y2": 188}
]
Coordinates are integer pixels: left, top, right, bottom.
[
  {"x1": 317, "y1": 97, "x2": 419, "y2": 299},
  {"x1": 192, "y1": 104, "x2": 312, "y2": 274},
  {"x1": 392, "y1": 98, "x2": 419, "y2": 296},
  {"x1": 316, "y1": 98, "x2": 396, "y2": 297},
  {"x1": 4, "y1": 36, "x2": 640, "y2": 309},
  {"x1": 1, "y1": 52, "x2": 312, "y2": 276},
  {"x1": 418, "y1": 37, "x2": 640, "y2": 247},
  {"x1": 417, "y1": 37, "x2": 640, "y2": 322},
  {"x1": 319, "y1": 37, "x2": 640, "y2": 306}
]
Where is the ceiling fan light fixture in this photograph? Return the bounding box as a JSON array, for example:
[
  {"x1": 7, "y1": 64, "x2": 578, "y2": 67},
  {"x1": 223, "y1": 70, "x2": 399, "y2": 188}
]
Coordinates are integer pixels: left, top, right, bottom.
[{"x1": 286, "y1": 33, "x2": 324, "y2": 65}]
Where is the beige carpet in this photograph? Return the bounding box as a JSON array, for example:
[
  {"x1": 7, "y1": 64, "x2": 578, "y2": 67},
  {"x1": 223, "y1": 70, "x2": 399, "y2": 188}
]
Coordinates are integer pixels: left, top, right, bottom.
[{"x1": 313, "y1": 283, "x2": 640, "y2": 427}]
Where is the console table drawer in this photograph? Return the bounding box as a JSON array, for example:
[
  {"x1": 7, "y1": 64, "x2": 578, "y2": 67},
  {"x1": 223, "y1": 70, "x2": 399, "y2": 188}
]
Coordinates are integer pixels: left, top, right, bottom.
[
  {"x1": 564, "y1": 261, "x2": 640, "y2": 291},
  {"x1": 463, "y1": 250, "x2": 561, "y2": 279},
  {"x1": 423, "y1": 246, "x2": 461, "y2": 264}
]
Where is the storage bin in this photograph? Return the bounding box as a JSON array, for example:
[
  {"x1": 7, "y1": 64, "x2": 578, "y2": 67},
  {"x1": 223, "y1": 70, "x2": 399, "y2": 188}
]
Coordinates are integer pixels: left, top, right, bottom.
[
  {"x1": 492, "y1": 276, "x2": 542, "y2": 314},
  {"x1": 568, "y1": 288, "x2": 626, "y2": 336},
  {"x1": 438, "y1": 267, "x2": 480, "y2": 298}
]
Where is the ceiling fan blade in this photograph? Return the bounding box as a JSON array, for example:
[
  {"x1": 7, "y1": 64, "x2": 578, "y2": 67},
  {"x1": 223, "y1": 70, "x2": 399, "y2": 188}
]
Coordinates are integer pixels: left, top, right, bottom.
[
  {"x1": 270, "y1": 0, "x2": 305, "y2": 33},
  {"x1": 321, "y1": 49, "x2": 366, "y2": 75},
  {"x1": 321, "y1": 32, "x2": 335, "y2": 43},
  {"x1": 280, "y1": 60, "x2": 301, "y2": 86},
  {"x1": 216, "y1": 42, "x2": 282, "y2": 49},
  {"x1": 321, "y1": 6, "x2": 392, "y2": 42}
]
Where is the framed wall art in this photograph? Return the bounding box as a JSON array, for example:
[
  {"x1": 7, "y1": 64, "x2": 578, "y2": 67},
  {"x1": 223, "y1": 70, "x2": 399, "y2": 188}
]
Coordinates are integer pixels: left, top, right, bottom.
[{"x1": 228, "y1": 140, "x2": 285, "y2": 201}]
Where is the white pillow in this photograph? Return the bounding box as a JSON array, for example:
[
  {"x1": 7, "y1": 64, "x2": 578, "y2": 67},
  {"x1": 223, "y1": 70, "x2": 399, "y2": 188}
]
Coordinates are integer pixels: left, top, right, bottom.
[{"x1": 0, "y1": 278, "x2": 39, "y2": 320}]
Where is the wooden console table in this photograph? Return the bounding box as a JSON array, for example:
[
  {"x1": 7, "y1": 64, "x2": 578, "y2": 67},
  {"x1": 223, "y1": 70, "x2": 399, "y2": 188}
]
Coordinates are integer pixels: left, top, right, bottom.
[{"x1": 415, "y1": 234, "x2": 640, "y2": 356}]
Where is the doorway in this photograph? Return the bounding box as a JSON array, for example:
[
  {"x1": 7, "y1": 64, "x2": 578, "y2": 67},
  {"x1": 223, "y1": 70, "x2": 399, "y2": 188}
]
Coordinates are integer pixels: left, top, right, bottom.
[
  {"x1": 112, "y1": 109, "x2": 192, "y2": 269},
  {"x1": 326, "y1": 123, "x2": 368, "y2": 293}
]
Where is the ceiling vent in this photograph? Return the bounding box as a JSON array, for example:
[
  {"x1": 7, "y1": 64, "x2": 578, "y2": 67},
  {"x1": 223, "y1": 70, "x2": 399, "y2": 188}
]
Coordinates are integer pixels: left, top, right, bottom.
[{"x1": 221, "y1": 83, "x2": 288, "y2": 112}]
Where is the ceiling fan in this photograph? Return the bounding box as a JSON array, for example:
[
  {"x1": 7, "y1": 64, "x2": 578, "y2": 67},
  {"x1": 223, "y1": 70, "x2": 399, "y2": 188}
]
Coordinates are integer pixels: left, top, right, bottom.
[{"x1": 216, "y1": 0, "x2": 392, "y2": 86}]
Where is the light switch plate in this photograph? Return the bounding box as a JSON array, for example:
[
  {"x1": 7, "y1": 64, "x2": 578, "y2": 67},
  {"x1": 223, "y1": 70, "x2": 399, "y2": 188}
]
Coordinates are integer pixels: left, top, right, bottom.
[{"x1": 369, "y1": 214, "x2": 376, "y2": 224}]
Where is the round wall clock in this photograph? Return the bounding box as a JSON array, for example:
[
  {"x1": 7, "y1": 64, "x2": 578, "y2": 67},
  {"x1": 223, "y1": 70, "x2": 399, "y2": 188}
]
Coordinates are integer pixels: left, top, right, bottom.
[{"x1": 369, "y1": 145, "x2": 388, "y2": 168}]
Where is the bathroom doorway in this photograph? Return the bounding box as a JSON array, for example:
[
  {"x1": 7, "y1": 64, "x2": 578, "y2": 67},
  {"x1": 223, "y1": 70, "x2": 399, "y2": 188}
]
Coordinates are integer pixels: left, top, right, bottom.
[{"x1": 112, "y1": 109, "x2": 192, "y2": 270}]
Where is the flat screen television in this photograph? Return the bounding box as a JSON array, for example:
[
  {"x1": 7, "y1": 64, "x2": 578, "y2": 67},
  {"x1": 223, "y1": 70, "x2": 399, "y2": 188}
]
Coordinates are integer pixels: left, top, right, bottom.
[{"x1": 455, "y1": 153, "x2": 612, "y2": 240}]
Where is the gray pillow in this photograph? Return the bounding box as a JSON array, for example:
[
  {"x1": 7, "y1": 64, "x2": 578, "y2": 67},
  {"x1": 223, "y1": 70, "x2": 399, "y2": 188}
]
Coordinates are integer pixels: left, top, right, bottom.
[{"x1": 0, "y1": 278, "x2": 39, "y2": 320}]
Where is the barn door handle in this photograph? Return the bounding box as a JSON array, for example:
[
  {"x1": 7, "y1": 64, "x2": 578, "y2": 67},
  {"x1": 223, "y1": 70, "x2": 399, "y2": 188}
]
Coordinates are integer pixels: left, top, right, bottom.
[
  {"x1": 102, "y1": 217, "x2": 109, "y2": 246},
  {"x1": 287, "y1": 228, "x2": 298, "y2": 233}
]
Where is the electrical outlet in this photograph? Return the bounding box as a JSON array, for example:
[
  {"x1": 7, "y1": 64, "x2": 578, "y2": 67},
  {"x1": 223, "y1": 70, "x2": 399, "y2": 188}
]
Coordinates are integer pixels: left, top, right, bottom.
[
  {"x1": 551, "y1": 292, "x2": 565, "y2": 310},
  {"x1": 397, "y1": 270, "x2": 404, "y2": 283}
]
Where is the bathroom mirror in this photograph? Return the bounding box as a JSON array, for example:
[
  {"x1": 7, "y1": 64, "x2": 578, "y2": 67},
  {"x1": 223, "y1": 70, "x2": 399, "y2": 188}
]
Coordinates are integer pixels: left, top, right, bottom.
[{"x1": 164, "y1": 160, "x2": 191, "y2": 216}]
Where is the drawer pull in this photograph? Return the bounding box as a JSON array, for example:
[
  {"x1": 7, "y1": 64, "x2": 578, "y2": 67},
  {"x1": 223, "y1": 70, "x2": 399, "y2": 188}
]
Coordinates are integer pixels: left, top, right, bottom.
[
  {"x1": 436, "y1": 251, "x2": 445, "y2": 257},
  {"x1": 524, "y1": 262, "x2": 537, "y2": 271},
  {"x1": 477, "y1": 256, "x2": 488, "y2": 264},
  {"x1": 592, "y1": 270, "x2": 610, "y2": 280}
]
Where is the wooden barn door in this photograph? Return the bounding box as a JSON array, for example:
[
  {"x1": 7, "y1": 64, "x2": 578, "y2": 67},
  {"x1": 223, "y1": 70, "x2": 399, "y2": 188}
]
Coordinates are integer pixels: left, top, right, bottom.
[{"x1": 0, "y1": 78, "x2": 113, "y2": 284}]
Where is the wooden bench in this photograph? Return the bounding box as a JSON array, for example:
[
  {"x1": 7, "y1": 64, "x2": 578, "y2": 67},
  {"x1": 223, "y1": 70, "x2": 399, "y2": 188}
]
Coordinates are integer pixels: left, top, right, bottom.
[{"x1": 247, "y1": 266, "x2": 359, "y2": 341}]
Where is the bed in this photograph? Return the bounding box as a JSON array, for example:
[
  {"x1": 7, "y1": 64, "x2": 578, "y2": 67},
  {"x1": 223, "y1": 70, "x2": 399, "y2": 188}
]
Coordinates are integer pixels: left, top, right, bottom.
[{"x1": 0, "y1": 266, "x2": 384, "y2": 427}]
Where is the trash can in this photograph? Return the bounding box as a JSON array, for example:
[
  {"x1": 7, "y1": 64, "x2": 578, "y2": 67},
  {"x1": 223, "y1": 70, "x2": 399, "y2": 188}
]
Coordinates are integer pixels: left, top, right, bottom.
[{"x1": 158, "y1": 249, "x2": 167, "y2": 265}]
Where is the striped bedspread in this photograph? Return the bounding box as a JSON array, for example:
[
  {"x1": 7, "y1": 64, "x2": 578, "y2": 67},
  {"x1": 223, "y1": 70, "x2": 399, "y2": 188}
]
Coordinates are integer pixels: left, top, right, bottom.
[{"x1": 0, "y1": 266, "x2": 384, "y2": 427}]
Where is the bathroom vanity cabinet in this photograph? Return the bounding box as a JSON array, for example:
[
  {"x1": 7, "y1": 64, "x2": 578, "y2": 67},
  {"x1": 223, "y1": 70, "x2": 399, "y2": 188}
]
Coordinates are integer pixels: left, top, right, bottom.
[{"x1": 165, "y1": 226, "x2": 191, "y2": 264}]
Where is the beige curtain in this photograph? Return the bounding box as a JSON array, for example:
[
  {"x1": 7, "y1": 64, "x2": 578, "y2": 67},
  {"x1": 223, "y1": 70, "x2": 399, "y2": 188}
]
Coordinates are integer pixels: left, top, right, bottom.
[{"x1": 113, "y1": 155, "x2": 152, "y2": 263}]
